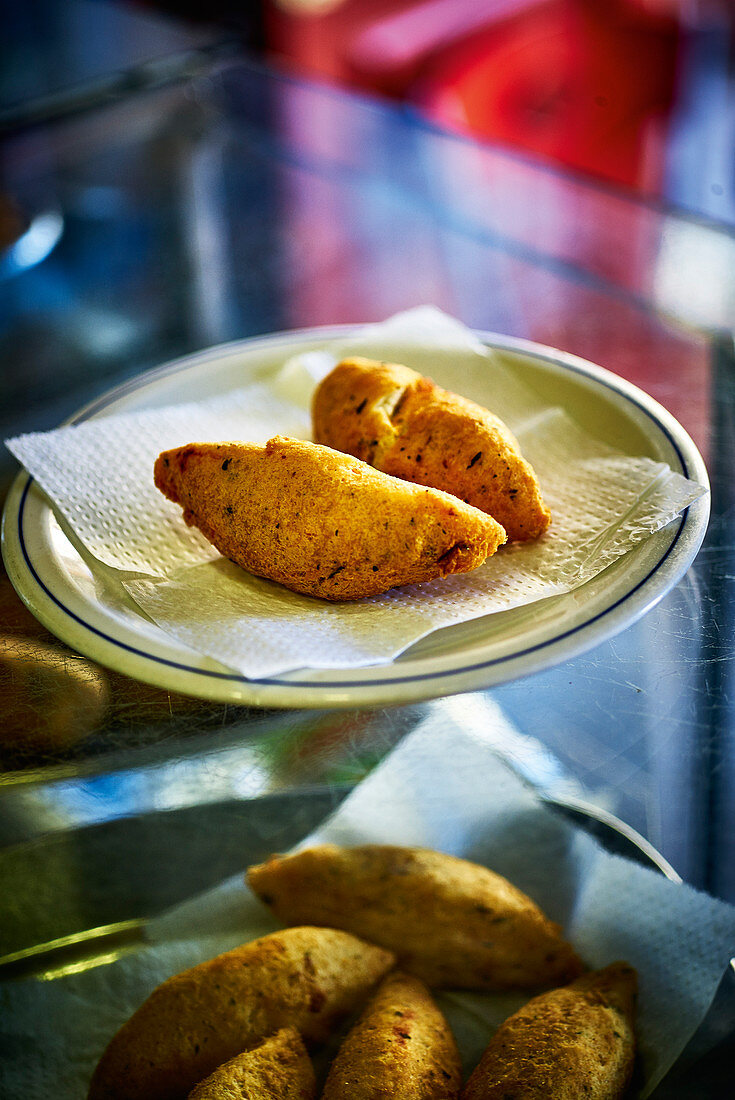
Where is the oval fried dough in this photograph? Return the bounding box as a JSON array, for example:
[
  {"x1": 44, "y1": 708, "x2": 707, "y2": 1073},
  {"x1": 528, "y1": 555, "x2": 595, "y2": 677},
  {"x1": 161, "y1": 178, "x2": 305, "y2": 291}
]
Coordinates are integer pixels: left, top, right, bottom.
[
  {"x1": 322, "y1": 971, "x2": 461, "y2": 1100},
  {"x1": 87, "y1": 926, "x2": 395, "y2": 1100},
  {"x1": 312, "y1": 357, "x2": 550, "y2": 541},
  {"x1": 187, "y1": 1028, "x2": 316, "y2": 1100},
  {"x1": 461, "y1": 963, "x2": 637, "y2": 1100},
  {"x1": 154, "y1": 436, "x2": 505, "y2": 600},
  {"x1": 246, "y1": 845, "x2": 582, "y2": 991}
]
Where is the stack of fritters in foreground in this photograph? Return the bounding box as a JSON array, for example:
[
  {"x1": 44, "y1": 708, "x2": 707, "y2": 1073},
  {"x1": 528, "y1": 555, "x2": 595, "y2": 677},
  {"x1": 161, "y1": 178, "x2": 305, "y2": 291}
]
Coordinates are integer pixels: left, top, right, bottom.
[{"x1": 88, "y1": 845, "x2": 637, "y2": 1100}]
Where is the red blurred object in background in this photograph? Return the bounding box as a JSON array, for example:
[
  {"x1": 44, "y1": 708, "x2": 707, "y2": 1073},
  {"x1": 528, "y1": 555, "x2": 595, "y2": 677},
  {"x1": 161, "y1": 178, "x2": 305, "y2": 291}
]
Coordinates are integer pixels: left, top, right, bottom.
[
  {"x1": 265, "y1": 0, "x2": 682, "y2": 191},
  {"x1": 413, "y1": 1, "x2": 680, "y2": 190}
]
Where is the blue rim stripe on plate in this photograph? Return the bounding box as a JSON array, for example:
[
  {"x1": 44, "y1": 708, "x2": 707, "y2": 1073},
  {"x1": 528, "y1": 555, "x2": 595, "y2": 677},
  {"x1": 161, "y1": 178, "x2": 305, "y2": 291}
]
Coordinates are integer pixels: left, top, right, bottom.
[{"x1": 13, "y1": 331, "x2": 697, "y2": 690}]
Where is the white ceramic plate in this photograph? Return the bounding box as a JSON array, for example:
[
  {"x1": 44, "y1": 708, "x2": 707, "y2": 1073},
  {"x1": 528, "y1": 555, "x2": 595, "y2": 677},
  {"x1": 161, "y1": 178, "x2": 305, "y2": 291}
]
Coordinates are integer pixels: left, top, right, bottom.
[{"x1": 1, "y1": 327, "x2": 710, "y2": 709}]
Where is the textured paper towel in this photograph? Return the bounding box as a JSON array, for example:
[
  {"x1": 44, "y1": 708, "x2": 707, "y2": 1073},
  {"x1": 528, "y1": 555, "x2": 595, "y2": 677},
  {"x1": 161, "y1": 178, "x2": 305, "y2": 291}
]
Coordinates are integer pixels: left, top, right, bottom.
[
  {"x1": 1, "y1": 700, "x2": 733, "y2": 1097},
  {"x1": 6, "y1": 308, "x2": 707, "y2": 678}
]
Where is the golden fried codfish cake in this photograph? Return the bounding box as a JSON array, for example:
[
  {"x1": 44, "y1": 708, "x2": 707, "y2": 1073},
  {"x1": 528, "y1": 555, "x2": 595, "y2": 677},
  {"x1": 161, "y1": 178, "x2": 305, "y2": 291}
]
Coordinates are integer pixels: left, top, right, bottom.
[
  {"x1": 87, "y1": 926, "x2": 395, "y2": 1100},
  {"x1": 312, "y1": 357, "x2": 550, "y2": 541},
  {"x1": 247, "y1": 845, "x2": 582, "y2": 991},
  {"x1": 322, "y1": 970, "x2": 461, "y2": 1100},
  {"x1": 461, "y1": 963, "x2": 637, "y2": 1100},
  {"x1": 154, "y1": 436, "x2": 505, "y2": 601},
  {"x1": 187, "y1": 1028, "x2": 316, "y2": 1100}
]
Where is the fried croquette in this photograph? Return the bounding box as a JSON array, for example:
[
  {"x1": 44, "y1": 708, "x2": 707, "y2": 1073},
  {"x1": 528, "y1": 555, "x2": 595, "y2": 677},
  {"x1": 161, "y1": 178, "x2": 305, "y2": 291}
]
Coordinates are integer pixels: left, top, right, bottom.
[
  {"x1": 246, "y1": 845, "x2": 582, "y2": 991},
  {"x1": 321, "y1": 971, "x2": 461, "y2": 1100},
  {"x1": 461, "y1": 963, "x2": 637, "y2": 1100},
  {"x1": 187, "y1": 1028, "x2": 316, "y2": 1100},
  {"x1": 87, "y1": 926, "x2": 395, "y2": 1100},
  {"x1": 154, "y1": 436, "x2": 505, "y2": 600},
  {"x1": 312, "y1": 357, "x2": 550, "y2": 541}
]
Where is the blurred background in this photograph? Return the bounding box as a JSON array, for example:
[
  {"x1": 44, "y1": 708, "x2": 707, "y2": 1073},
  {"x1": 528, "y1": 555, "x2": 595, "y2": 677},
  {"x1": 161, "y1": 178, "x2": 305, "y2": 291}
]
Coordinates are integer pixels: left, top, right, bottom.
[{"x1": 2, "y1": 0, "x2": 734, "y2": 223}]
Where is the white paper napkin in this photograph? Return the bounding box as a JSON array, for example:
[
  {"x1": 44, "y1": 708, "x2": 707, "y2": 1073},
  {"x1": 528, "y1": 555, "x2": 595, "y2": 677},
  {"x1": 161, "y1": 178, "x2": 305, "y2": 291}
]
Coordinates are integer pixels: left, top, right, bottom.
[
  {"x1": 5, "y1": 308, "x2": 707, "y2": 678},
  {"x1": 1, "y1": 700, "x2": 733, "y2": 1098}
]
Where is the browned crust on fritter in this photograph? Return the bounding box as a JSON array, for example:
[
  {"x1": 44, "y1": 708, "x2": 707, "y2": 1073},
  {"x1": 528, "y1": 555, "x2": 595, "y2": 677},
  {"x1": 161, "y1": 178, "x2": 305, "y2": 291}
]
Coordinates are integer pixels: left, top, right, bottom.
[
  {"x1": 461, "y1": 963, "x2": 637, "y2": 1100},
  {"x1": 187, "y1": 1028, "x2": 316, "y2": 1100},
  {"x1": 87, "y1": 927, "x2": 395, "y2": 1100},
  {"x1": 246, "y1": 845, "x2": 582, "y2": 991},
  {"x1": 322, "y1": 971, "x2": 461, "y2": 1099},
  {"x1": 312, "y1": 357, "x2": 551, "y2": 541},
  {"x1": 154, "y1": 436, "x2": 505, "y2": 600}
]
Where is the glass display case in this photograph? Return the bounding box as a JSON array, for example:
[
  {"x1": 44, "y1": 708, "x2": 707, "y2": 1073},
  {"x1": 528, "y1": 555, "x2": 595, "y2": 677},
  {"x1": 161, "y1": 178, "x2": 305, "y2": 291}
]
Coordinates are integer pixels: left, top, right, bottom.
[{"x1": 1, "y1": 28, "x2": 733, "y2": 1097}]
